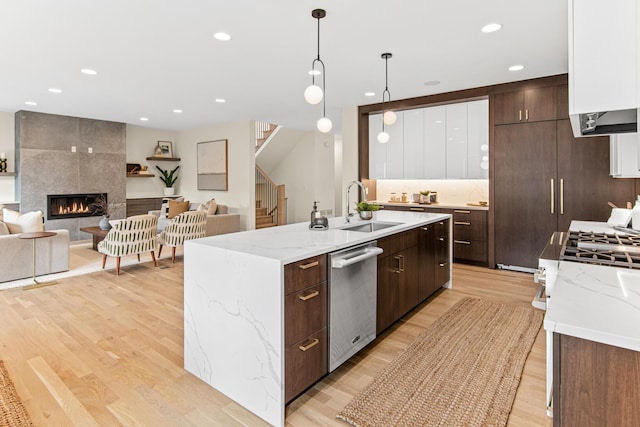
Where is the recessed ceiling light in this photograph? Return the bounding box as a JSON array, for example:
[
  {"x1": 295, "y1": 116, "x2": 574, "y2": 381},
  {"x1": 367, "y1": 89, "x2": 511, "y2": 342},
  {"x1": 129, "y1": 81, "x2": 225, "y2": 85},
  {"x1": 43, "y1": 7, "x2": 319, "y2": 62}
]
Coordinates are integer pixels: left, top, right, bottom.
[
  {"x1": 364, "y1": 92, "x2": 375, "y2": 97},
  {"x1": 481, "y1": 23, "x2": 502, "y2": 33},
  {"x1": 25, "y1": 101, "x2": 38, "y2": 106},
  {"x1": 81, "y1": 68, "x2": 98, "y2": 75},
  {"x1": 213, "y1": 32, "x2": 231, "y2": 41},
  {"x1": 509, "y1": 64, "x2": 525, "y2": 71},
  {"x1": 435, "y1": 120, "x2": 442, "y2": 124},
  {"x1": 140, "y1": 117, "x2": 149, "y2": 121},
  {"x1": 215, "y1": 98, "x2": 226, "y2": 103},
  {"x1": 308, "y1": 69, "x2": 321, "y2": 76},
  {"x1": 173, "y1": 109, "x2": 183, "y2": 113},
  {"x1": 424, "y1": 80, "x2": 440, "y2": 86},
  {"x1": 48, "y1": 88, "x2": 62, "y2": 93}
]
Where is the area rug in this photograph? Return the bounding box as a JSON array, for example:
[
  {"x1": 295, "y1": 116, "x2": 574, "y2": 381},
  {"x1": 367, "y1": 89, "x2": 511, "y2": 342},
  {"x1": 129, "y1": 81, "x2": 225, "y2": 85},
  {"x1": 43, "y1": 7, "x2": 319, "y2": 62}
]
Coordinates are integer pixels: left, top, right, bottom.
[
  {"x1": 0, "y1": 361, "x2": 33, "y2": 427},
  {"x1": 337, "y1": 297, "x2": 543, "y2": 427}
]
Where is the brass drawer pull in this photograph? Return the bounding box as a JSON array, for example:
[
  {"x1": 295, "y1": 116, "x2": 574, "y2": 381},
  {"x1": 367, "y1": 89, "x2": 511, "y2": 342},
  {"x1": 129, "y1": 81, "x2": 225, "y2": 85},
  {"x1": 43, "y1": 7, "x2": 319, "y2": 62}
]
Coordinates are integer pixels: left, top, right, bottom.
[
  {"x1": 421, "y1": 226, "x2": 430, "y2": 231},
  {"x1": 299, "y1": 338, "x2": 319, "y2": 352},
  {"x1": 438, "y1": 237, "x2": 445, "y2": 242},
  {"x1": 454, "y1": 240, "x2": 471, "y2": 245},
  {"x1": 410, "y1": 207, "x2": 425, "y2": 211},
  {"x1": 298, "y1": 290, "x2": 319, "y2": 301},
  {"x1": 454, "y1": 221, "x2": 471, "y2": 226},
  {"x1": 439, "y1": 261, "x2": 449, "y2": 268},
  {"x1": 298, "y1": 261, "x2": 319, "y2": 270},
  {"x1": 454, "y1": 210, "x2": 471, "y2": 214}
]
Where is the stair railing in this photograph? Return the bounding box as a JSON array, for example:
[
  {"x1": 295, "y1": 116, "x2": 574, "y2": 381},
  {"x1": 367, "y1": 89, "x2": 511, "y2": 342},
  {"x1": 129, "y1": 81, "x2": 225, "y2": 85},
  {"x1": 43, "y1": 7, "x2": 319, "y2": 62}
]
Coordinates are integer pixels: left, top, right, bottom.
[
  {"x1": 255, "y1": 165, "x2": 287, "y2": 226},
  {"x1": 255, "y1": 121, "x2": 275, "y2": 152}
]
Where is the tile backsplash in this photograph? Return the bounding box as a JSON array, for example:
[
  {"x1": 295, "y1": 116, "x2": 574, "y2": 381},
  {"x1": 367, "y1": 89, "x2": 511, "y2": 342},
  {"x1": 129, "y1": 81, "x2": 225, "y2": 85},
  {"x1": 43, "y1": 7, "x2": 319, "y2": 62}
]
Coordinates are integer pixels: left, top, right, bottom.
[{"x1": 376, "y1": 179, "x2": 489, "y2": 205}]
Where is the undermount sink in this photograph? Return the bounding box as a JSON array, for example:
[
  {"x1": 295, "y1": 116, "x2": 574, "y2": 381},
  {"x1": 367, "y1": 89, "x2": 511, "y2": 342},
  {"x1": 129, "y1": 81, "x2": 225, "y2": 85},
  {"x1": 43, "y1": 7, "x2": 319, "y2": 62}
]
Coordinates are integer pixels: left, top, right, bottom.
[{"x1": 339, "y1": 221, "x2": 402, "y2": 233}]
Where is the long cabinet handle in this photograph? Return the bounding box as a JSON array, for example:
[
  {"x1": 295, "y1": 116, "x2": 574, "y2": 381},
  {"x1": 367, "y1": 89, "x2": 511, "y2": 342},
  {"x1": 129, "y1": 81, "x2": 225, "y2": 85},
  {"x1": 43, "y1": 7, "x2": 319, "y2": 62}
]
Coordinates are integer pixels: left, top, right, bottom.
[
  {"x1": 393, "y1": 255, "x2": 404, "y2": 272},
  {"x1": 454, "y1": 240, "x2": 471, "y2": 245},
  {"x1": 560, "y1": 178, "x2": 564, "y2": 215},
  {"x1": 454, "y1": 221, "x2": 471, "y2": 226},
  {"x1": 439, "y1": 261, "x2": 449, "y2": 268},
  {"x1": 550, "y1": 179, "x2": 555, "y2": 214},
  {"x1": 298, "y1": 290, "x2": 319, "y2": 301},
  {"x1": 298, "y1": 261, "x2": 319, "y2": 270},
  {"x1": 454, "y1": 210, "x2": 471, "y2": 214},
  {"x1": 525, "y1": 109, "x2": 529, "y2": 121},
  {"x1": 298, "y1": 338, "x2": 319, "y2": 352},
  {"x1": 410, "y1": 207, "x2": 425, "y2": 211},
  {"x1": 519, "y1": 110, "x2": 522, "y2": 121}
]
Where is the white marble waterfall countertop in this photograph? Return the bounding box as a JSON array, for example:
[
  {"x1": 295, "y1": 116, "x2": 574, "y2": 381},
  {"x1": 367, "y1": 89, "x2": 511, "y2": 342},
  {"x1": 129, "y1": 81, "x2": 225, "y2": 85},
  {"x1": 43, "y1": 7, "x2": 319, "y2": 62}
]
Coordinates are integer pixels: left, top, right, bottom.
[
  {"x1": 544, "y1": 220, "x2": 640, "y2": 351},
  {"x1": 187, "y1": 210, "x2": 451, "y2": 265}
]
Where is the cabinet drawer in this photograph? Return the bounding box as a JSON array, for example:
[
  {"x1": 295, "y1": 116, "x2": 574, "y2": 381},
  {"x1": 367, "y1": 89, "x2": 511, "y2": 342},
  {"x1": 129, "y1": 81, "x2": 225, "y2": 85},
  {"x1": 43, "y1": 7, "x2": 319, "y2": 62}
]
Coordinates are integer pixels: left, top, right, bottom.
[
  {"x1": 377, "y1": 229, "x2": 417, "y2": 255},
  {"x1": 285, "y1": 282, "x2": 327, "y2": 347},
  {"x1": 284, "y1": 255, "x2": 327, "y2": 294},
  {"x1": 453, "y1": 239, "x2": 488, "y2": 263},
  {"x1": 452, "y1": 209, "x2": 486, "y2": 223},
  {"x1": 285, "y1": 328, "x2": 328, "y2": 403}
]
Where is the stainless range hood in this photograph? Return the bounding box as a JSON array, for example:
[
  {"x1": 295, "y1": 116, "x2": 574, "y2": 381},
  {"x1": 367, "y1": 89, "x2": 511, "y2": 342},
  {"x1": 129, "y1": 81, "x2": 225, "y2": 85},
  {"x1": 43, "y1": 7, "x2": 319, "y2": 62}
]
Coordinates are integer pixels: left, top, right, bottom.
[{"x1": 572, "y1": 109, "x2": 638, "y2": 137}]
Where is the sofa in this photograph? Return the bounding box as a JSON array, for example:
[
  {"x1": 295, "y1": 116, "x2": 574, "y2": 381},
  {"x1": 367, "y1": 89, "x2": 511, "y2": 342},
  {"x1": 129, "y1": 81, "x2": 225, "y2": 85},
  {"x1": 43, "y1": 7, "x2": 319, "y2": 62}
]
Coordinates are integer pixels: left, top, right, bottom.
[
  {"x1": 0, "y1": 208, "x2": 70, "y2": 283},
  {"x1": 149, "y1": 201, "x2": 240, "y2": 237}
]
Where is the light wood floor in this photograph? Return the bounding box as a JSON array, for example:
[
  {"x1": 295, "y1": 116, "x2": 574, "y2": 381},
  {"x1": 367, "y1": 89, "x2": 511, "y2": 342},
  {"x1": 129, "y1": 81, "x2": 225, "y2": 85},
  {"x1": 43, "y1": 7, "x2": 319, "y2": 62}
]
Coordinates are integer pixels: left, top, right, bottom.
[{"x1": 0, "y1": 260, "x2": 551, "y2": 426}]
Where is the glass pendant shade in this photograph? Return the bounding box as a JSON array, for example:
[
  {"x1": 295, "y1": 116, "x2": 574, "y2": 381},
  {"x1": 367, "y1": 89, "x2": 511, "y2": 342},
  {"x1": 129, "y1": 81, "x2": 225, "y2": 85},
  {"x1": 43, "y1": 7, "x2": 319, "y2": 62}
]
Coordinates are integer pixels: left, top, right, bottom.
[
  {"x1": 383, "y1": 110, "x2": 397, "y2": 125},
  {"x1": 317, "y1": 117, "x2": 332, "y2": 133},
  {"x1": 377, "y1": 131, "x2": 390, "y2": 143},
  {"x1": 304, "y1": 84, "x2": 323, "y2": 104}
]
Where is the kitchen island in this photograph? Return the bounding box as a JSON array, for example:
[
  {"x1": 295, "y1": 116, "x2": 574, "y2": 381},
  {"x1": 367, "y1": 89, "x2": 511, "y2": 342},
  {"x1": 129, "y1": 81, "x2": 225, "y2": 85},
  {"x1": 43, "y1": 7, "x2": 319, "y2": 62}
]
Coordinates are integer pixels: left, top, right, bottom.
[
  {"x1": 183, "y1": 210, "x2": 452, "y2": 426},
  {"x1": 544, "y1": 221, "x2": 640, "y2": 426}
]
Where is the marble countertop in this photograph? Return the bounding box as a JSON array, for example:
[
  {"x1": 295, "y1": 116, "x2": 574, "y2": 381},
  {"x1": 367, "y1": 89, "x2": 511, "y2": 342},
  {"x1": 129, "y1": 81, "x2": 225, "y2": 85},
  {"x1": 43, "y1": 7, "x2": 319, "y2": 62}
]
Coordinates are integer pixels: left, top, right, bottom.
[
  {"x1": 186, "y1": 210, "x2": 451, "y2": 265},
  {"x1": 374, "y1": 201, "x2": 489, "y2": 211},
  {"x1": 544, "y1": 220, "x2": 640, "y2": 351}
]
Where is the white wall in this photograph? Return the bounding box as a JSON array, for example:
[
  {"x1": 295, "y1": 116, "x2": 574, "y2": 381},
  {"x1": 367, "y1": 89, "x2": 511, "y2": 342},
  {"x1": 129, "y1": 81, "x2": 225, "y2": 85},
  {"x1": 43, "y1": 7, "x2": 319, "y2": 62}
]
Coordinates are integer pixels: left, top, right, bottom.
[
  {"x1": 268, "y1": 131, "x2": 336, "y2": 224},
  {"x1": 0, "y1": 111, "x2": 16, "y2": 202},
  {"x1": 125, "y1": 125, "x2": 179, "y2": 198},
  {"x1": 341, "y1": 106, "x2": 360, "y2": 215},
  {"x1": 178, "y1": 120, "x2": 255, "y2": 230}
]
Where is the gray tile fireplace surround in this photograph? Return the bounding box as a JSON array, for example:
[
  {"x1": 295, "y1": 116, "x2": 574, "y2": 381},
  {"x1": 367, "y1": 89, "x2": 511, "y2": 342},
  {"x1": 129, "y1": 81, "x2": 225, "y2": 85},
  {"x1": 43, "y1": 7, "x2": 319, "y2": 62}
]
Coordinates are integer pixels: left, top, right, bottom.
[{"x1": 15, "y1": 111, "x2": 126, "y2": 241}]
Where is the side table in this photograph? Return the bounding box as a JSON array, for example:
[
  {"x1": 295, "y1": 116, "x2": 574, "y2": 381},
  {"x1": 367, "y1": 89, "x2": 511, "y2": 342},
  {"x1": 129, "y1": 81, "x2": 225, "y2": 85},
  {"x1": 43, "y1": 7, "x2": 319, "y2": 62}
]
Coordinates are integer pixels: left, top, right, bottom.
[
  {"x1": 80, "y1": 226, "x2": 110, "y2": 251},
  {"x1": 19, "y1": 231, "x2": 58, "y2": 286}
]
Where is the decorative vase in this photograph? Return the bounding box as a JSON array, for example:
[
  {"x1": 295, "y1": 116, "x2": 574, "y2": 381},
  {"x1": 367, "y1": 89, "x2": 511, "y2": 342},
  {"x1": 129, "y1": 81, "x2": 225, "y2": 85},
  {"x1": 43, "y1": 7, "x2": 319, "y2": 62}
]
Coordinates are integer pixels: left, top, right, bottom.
[
  {"x1": 164, "y1": 187, "x2": 175, "y2": 196},
  {"x1": 99, "y1": 215, "x2": 112, "y2": 230}
]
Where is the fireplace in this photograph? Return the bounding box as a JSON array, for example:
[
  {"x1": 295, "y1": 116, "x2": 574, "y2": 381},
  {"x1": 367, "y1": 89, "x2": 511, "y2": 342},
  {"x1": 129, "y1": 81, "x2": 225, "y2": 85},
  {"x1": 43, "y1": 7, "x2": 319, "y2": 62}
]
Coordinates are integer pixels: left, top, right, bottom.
[{"x1": 47, "y1": 193, "x2": 107, "y2": 220}]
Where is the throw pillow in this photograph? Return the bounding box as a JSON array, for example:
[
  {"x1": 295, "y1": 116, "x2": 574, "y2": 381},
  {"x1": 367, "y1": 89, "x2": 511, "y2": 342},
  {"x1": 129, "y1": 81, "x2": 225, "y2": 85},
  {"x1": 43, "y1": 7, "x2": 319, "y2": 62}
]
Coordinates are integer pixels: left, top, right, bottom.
[
  {"x1": 0, "y1": 221, "x2": 9, "y2": 235},
  {"x1": 2, "y1": 208, "x2": 45, "y2": 234},
  {"x1": 160, "y1": 196, "x2": 184, "y2": 218},
  {"x1": 168, "y1": 200, "x2": 190, "y2": 219},
  {"x1": 0, "y1": 204, "x2": 4, "y2": 221},
  {"x1": 197, "y1": 198, "x2": 218, "y2": 215}
]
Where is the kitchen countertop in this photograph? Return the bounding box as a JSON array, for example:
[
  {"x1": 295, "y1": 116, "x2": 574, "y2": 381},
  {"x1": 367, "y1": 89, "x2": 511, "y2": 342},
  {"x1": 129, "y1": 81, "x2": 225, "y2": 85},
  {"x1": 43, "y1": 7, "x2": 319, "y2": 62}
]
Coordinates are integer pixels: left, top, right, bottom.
[
  {"x1": 374, "y1": 201, "x2": 489, "y2": 211},
  {"x1": 186, "y1": 210, "x2": 451, "y2": 264},
  {"x1": 543, "y1": 220, "x2": 640, "y2": 351}
]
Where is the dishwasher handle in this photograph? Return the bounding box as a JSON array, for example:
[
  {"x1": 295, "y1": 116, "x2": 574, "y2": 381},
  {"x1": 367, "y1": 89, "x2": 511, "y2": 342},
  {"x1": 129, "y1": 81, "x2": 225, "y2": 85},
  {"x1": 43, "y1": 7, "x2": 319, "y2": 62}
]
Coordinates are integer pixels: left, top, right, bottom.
[{"x1": 331, "y1": 247, "x2": 383, "y2": 269}]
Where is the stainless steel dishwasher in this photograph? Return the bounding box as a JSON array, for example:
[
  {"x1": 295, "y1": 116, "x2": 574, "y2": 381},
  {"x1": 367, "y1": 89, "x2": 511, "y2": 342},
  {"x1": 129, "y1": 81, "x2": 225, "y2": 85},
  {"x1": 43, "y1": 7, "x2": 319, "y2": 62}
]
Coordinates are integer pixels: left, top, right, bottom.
[{"x1": 328, "y1": 241, "x2": 383, "y2": 372}]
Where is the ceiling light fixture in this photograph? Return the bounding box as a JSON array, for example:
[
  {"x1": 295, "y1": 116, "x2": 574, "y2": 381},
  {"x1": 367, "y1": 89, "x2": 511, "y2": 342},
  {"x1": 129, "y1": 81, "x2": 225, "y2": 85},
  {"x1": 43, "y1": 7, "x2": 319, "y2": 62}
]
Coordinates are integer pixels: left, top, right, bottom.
[
  {"x1": 364, "y1": 92, "x2": 375, "y2": 97},
  {"x1": 215, "y1": 98, "x2": 226, "y2": 103},
  {"x1": 377, "y1": 52, "x2": 395, "y2": 143},
  {"x1": 305, "y1": 8, "x2": 332, "y2": 133},
  {"x1": 481, "y1": 23, "x2": 502, "y2": 33},
  {"x1": 81, "y1": 68, "x2": 98, "y2": 75},
  {"x1": 213, "y1": 32, "x2": 231, "y2": 41},
  {"x1": 173, "y1": 109, "x2": 183, "y2": 113},
  {"x1": 140, "y1": 117, "x2": 149, "y2": 121},
  {"x1": 424, "y1": 80, "x2": 441, "y2": 87},
  {"x1": 25, "y1": 101, "x2": 37, "y2": 106},
  {"x1": 48, "y1": 88, "x2": 62, "y2": 93},
  {"x1": 509, "y1": 64, "x2": 525, "y2": 71}
]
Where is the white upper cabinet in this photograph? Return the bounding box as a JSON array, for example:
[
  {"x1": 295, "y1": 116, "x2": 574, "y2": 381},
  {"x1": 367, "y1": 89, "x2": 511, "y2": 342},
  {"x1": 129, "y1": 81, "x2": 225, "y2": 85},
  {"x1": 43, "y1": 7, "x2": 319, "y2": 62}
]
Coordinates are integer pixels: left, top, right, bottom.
[
  {"x1": 368, "y1": 99, "x2": 488, "y2": 179},
  {"x1": 610, "y1": 133, "x2": 640, "y2": 178}
]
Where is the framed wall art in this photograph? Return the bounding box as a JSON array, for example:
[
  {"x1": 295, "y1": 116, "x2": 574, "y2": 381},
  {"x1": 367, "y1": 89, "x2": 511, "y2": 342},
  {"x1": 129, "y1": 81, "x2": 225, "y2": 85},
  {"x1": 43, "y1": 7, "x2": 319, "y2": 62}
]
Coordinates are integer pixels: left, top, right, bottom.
[
  {"x1": 197, "y1": 139, "x2": 228, "y2": 190},
  {"x1": 157, "y1": 140, "x2": 174, "y2": 158}
]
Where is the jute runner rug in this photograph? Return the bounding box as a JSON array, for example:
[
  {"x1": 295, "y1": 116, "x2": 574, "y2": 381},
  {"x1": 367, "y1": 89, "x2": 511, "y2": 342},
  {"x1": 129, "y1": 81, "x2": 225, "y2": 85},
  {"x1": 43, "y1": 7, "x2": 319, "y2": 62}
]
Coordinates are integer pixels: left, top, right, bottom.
[
  {"x1": 337, "y1": 297, "x2": 543, "y2": 427},
  {"x1": 0, "y1": 361, "x2": 33, "y2": 427}
]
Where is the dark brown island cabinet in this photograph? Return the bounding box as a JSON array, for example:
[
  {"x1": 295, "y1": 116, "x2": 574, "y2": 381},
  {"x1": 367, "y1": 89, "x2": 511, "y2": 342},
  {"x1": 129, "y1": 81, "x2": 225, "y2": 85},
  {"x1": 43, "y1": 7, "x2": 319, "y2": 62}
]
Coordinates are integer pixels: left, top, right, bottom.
[{"x1": 553, "y1": 333, "x2": 640, "y2": 427}]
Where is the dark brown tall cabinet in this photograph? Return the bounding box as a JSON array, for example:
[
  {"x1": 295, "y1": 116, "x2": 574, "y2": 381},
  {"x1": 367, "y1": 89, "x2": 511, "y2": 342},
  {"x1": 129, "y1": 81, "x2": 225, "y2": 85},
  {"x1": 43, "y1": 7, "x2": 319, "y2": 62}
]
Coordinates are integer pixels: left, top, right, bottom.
[{"x1": 493, "y1": 84, "x2": 636, "y2": 269}]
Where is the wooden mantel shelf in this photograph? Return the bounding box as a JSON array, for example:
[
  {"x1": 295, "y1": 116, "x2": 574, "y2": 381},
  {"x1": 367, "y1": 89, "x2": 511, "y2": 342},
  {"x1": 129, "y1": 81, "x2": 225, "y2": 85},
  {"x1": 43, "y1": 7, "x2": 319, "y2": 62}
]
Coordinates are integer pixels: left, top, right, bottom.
[
  {"x1": 146, "y1": 157, "x2": 181, "y2": 162},
  {"x1": 127, "y1": 173, "x2": 155, "y2": 178}
]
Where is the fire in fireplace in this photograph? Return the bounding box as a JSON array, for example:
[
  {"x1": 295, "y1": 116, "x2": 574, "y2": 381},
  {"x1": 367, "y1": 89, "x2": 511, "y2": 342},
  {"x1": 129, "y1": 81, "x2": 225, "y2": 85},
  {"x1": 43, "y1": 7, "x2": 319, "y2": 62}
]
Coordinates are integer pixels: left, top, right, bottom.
[{"x1": 47, "y1": 193, "x2": 107, "y2": 220}]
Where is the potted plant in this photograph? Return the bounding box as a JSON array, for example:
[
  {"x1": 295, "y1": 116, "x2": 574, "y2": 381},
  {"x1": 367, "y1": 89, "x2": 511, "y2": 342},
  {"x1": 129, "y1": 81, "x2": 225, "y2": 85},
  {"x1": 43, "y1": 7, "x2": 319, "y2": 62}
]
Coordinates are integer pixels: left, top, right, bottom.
[
  {"x1": 156, "y1": 165, "x2": 180, "y2": 196},
  {"x1": 419, "y1": 190, "x2": 430, "y2": 204},
  {"x1": 356, "y1": 201, "x2": 381, "y2": 220}
]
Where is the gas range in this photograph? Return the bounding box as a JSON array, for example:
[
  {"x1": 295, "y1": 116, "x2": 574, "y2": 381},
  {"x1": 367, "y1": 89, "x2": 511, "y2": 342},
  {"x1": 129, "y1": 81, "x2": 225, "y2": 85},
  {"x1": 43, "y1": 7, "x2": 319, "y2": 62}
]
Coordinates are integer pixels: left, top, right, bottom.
[{"x1": 559, "y1": 230, "x2": 640, "y2": 269}]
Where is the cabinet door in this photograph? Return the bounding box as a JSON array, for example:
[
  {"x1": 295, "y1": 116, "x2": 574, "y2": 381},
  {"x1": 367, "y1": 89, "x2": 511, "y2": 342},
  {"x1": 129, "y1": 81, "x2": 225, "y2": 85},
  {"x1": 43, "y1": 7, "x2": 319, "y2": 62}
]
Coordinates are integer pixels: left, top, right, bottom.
[
  {"x1": 445, "y1": 103, "x2": 468, "y2": 178},
  {"x1": 385, "y1": 111, "x2": 404, "y2": 179},
  {"x1": 467, "y1": 99, "x2": 489, "y2": 179},
  {"x1": 403, "y1": 109, "x2": 424, "y2": 178},
  {"x1": 397, "y1": 247, "x2": 419, "y2": 315},
  {"x1": 524, "y1": 87, "x2": 557, "y2": 123},
  {"x1": 369, "y1": 114, "x2": 386, "y2": 179},
  {"x1": 494, "y1": 122, "x2": 558, "y2": 269},
  {"x1": 417, "y1": 224, "x2": 436, "y2": 301},
  {"x1": 557, "y1": 119, "x2": 636, "y2": 231},
  {"x1": 285, "y1": 328, "x2": 327, "y2": 403},
  {"x1": 493, "y1": 91, "x2": 524, "y2": 125},
  {"x1": 376, "y1": 254, "x2": 399, "y2": 334},
  {"x1": 423, "y1": 105, "x2": 446, "y2": 178}
]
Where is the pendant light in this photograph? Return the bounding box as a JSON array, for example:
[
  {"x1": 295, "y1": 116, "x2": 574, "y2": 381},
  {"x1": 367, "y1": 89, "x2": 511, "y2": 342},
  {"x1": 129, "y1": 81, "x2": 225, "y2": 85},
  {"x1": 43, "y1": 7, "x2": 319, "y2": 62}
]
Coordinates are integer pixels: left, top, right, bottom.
[
  {"x1": 305, "y1": 9, "x2": 332, "y2": 133},
  {"x1": 377, "y1": 52, "x2": 395, "y2": 143}
]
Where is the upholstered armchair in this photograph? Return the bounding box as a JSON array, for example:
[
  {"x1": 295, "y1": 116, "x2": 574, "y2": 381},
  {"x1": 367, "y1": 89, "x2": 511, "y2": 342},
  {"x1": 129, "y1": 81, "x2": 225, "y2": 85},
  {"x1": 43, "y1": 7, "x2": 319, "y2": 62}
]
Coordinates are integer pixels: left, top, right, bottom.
[
  {"x1": 157, "y1": 210, "x2": 207, "y2": 263},
  {"x1": 98, "y1": 214, "x2": 158, "y2": 275}
]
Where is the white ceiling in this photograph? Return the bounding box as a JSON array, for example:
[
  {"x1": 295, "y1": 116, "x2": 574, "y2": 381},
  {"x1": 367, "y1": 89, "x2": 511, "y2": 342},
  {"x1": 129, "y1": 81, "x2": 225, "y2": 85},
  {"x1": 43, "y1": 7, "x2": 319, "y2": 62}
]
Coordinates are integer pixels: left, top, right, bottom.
[{"x1": 0, "y1": 1, "x2": 568, "y2": 133}]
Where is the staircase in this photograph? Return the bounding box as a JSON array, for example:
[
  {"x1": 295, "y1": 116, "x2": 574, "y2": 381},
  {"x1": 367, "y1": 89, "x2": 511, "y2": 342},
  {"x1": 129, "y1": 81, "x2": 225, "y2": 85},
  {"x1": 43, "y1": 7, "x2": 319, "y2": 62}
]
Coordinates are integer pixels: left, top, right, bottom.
[
  {"x1": 255, "y1": 165, "x2": 287, "y2": 229},
  {"x1": 255, "y1": 122, "x2": 279, "y2": 153},
  {"x1": 255, "y1": 200, "x2": 277, "y2": 229}
]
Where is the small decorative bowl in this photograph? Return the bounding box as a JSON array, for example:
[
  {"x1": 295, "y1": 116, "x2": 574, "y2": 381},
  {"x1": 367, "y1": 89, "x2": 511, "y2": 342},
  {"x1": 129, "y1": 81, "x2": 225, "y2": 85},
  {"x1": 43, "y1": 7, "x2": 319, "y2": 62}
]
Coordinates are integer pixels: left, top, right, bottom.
[{"x1": 359, "y1": 211, "x2": 373, "y2": 220}]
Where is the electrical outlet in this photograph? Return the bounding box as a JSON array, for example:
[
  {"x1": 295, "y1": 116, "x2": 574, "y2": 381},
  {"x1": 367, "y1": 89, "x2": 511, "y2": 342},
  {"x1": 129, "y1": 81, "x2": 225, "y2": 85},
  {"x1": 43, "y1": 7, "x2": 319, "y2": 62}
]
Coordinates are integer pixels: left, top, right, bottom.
[
  {"x1": 88, "y1": 147, "x2": 93, "y2": 153},
  {"x1": 71, "y1": 146, "x2": 76, "y2": 153}
]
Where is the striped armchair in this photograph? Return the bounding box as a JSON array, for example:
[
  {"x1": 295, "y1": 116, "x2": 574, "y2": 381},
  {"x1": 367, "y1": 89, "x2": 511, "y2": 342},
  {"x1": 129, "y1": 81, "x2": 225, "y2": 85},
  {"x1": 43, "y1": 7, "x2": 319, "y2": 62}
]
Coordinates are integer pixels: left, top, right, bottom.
[
  {"x1": 157, "y1": 210, "x2": 207, "y2": 263},
  {"x1": 98, "y1": 214, "x2": 158, "y2": 275}
]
